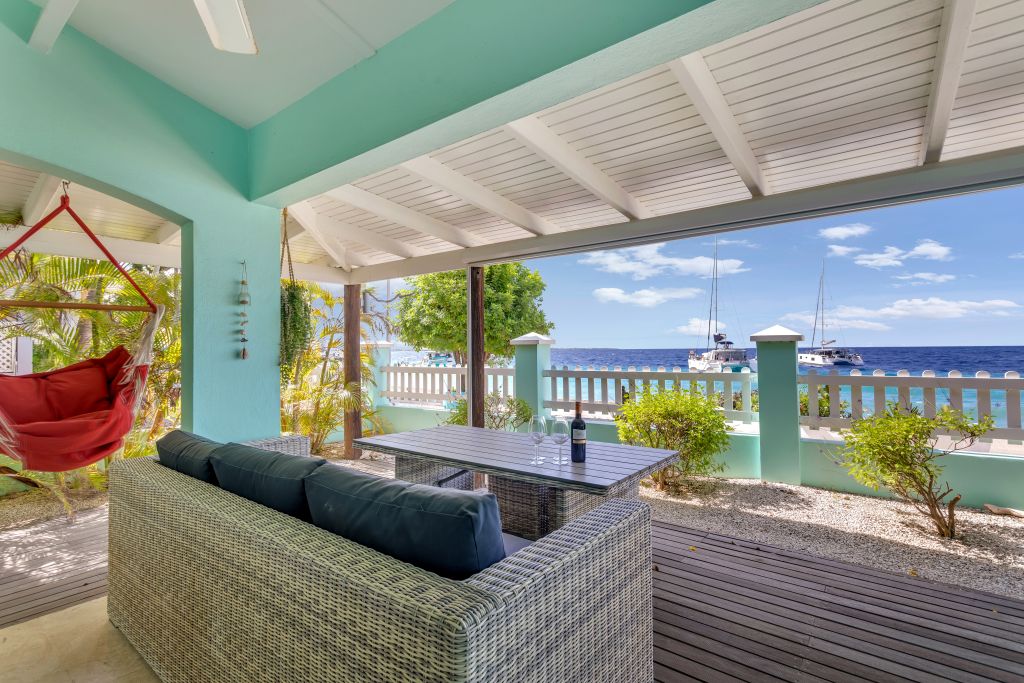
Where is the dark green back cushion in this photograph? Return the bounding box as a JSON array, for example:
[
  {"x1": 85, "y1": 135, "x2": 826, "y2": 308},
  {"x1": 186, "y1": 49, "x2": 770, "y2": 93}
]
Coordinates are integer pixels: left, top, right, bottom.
[
  {"x1": 304, "y1": 464, "x2": 506, "y2": 580},
  {"x1": 156, "y1": 430, "x2": 221, "y2": 484},
  {"x1": 211, "y1": 443, "x2": 325, "y2": 520}
]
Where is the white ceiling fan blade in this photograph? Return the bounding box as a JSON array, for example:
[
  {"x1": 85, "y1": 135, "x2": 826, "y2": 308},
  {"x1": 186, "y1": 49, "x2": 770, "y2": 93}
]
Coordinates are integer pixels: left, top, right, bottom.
[{"x1": 193, "y1": 0, "x2": 258, "y2": 55}]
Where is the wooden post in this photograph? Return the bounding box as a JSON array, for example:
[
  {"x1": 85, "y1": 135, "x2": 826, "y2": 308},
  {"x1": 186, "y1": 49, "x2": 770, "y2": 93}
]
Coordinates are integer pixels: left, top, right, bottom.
[
  {"x1": 468, "y1": 266, "x2": 485, "y2": 429},
  {"x1": 344, "y1": 283, "x2": 362, "y2": 459}
]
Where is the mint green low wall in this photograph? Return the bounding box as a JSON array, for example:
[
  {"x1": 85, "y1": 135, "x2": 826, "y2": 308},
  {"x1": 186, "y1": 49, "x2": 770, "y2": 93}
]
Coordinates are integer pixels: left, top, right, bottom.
[
  {"x1": 370, "y1": 404, "x2": 1024, "y2": 510},
  {"x1": 800, "y1": 439, "x2": 1024, "y2": 510}
]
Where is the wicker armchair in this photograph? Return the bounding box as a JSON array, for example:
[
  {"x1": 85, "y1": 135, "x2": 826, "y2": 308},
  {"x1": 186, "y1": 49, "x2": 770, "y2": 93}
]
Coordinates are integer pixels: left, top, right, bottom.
[{"x1": 107, "y1": 457, "x2": 652, "y2": 683}]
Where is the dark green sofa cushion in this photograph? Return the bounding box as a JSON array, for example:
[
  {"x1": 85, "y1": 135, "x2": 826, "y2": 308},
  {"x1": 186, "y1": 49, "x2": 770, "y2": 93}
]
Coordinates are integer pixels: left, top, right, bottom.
[
  {"x1": 211, "y1": 443, "x2": 325, "y2": 520},
  {"x1": 304, "y1": 464, "x2": 506, "y2": 580},
  {"x1": 156, "y1": 430, "x2": 222, "y2": 484}
]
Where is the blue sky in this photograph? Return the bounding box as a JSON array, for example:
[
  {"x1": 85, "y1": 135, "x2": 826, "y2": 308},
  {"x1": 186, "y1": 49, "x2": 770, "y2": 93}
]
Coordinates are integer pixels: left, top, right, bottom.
[{"x1": 516, "y1": 185, "x2": 1024, "y2": 349}]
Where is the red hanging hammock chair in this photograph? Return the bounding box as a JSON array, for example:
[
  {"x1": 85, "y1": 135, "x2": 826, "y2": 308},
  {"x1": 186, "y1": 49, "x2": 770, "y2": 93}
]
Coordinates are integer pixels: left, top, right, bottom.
[{"x1": 0, "y1": 192, "x2": 164, "y2": 472}]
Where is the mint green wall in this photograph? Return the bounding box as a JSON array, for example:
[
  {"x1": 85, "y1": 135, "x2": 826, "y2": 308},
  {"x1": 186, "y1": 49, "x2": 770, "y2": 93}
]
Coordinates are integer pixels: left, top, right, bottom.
[{"x1": 0, "y1": 1, "x2": 280, "y2": 442}]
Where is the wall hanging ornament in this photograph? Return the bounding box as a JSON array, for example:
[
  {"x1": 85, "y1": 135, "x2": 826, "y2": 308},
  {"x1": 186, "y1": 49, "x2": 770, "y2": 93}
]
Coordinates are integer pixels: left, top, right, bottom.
[{"x1": 239, "y1": 260, "x2": 250, "y2": 360}]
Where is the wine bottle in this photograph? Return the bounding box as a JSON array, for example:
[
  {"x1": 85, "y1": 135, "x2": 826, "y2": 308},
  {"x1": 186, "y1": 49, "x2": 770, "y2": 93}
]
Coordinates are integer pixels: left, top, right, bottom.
[{"x1": 570, "y1": 401, "x2": 587, "y2": 463}]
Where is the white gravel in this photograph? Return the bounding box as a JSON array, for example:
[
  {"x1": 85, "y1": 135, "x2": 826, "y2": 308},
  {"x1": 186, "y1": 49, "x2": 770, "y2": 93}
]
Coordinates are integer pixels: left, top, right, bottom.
[{"x1": 641, "y1": 478, "x2": 1024, "y2": 601}]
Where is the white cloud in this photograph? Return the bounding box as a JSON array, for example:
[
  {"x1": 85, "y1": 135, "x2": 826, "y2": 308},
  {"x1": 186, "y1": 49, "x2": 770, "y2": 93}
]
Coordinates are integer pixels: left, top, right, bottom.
[
  {"x1": 1010, "y1": 252, "x2": 1024, "y2": 259},
  {"x1": 818, "y1": 223, "x2": 872, "y2": 240},
  {"x1": 827, "y1": 245, "x2": 862, "y2": 257},
  {"x1": 834, "y1": 298, "x2": 1019, "y2": 320},
  {"x1": 893, "y1": 272, "x2": 956, "y2": 285},
  {"x1": 781, "y1": 312, "x2": 889, "y2": 331},
  {"x1": 579, "y1": 243, "x2": 747, "y2": 280},
  {"x1": 848, "y1": 239, "x2": 954, "y2": 269},
  {"x1": 905, "y1": 239, "x2": 952, "y2": 261},
  {"x1": 593, "y1": 287, "x2": 702, "y2": 308},
  {"x1": 854, "y1": 246, "x2": 906, "y2": 268},
  {"x1": 675, "y1": 318, "x2": 726, "y2": 336}
]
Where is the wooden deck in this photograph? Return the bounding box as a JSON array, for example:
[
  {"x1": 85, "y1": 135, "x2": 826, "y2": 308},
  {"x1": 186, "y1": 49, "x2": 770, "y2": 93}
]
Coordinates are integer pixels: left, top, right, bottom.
[{"x1": 2, "y1": 506, "x2": 1023, "y2": 682}]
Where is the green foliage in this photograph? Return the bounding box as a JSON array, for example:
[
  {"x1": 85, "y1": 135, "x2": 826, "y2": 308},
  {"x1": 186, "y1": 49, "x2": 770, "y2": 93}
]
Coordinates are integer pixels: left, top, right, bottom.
[
  {"x1": 394, "y1": 263, "x2": 553, "y2": 363},
  {"x1": 0, "y1": 209, "x2": 22, "y2": 227},
  {"x1": 839, "y1": 405, "x2": 993, "y2": 538},
  {"x1": 442, "y1": 393, "x2": 533, "y2": 432},
  {"x1": 800, "y1": 385, "x2": 850, "y2": 418},
  {"x1": 280, "y1": 280, "x2": 315, "y2": 383},
  {"x1": 616, "y1": 388, "x2": 730, "y2": 491},
  {"x1": 280, "y1": 283, "x2": 387, "y2": 454}
]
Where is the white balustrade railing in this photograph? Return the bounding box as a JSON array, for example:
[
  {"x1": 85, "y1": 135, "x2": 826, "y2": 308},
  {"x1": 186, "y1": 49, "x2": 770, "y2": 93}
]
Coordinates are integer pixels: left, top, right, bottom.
[
  {"x1": 0, "y1": 337, "x2": 15, "y2": 375},
  {"x1": 543, "y1": 366, "x2": 757, "y2": 422},
  {"x1": 800, "y1": 369, "x2": 1024, "y2": 440},
  {"x1": 381, "y1": 365, "x2": 514, "y2": 406}
]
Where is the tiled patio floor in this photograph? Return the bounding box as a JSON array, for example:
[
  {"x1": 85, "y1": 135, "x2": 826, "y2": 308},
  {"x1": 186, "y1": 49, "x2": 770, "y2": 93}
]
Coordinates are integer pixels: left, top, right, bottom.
[{"x1": 3, "y1": 500, "x2": 1023, "y2": 681}]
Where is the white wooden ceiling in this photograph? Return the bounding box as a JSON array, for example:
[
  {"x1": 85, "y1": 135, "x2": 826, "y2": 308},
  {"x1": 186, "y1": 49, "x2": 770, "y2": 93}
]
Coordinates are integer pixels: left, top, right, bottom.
[
  {"x1": 289, "y1": 0, "x2": 1024, "y2": 282},
  {"x1": 3, "y1": 0, "x2": 1024, "y2": 285}
]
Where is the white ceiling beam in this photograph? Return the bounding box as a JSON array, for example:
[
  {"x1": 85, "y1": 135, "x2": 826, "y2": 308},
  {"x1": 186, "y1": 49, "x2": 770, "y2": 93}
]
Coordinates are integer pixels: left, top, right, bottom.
[
  {"x1": 326, "y1": 185, "x2": 482, "y2": 248},
  {"x1": 347, "y1": 147, "x2": 1024, "y2": 283},
  {"x1": 400, "y1": 156, "x2": 559, "y2": 236},
  {"x1": 287, "y1": 202, "x2": 372, "y2": 271},
  {"x1": 314, "y1": 210, "x2": 425, "y2": 259},
  {"x1": 284, "y1": 222, "x2": 306, "y2": 243},
  {"x1": 150, "y1": 221, "x2": 181, "y2": 245},
  {"x1": 0, "y1": 224, "x2": 351, "y2": 284},
  {"x1": 505, "y1": 117, "x2": 653, "y2": 221},
  {"x1": 28, "y1": 0, "x2": 80, "y2": 53},
  {"x1": 669, "y1": 54, "x2": 768, "y2": 197},
  {"x1": 21, "y1": 173, "x2": 63, "y2": 226},
  {"x1": 919, "y1": 0, "x2": 977, "y2": 165}
]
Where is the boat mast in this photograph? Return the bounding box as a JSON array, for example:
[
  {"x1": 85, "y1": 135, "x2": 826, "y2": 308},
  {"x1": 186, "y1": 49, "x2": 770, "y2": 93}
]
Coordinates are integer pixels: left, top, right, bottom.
[
  {"x1": 705, "y1": 239, "x2": 719, "y2": 352},
  {"x1": 810, "y1": 261, "x2": 825, "y2": 349}
]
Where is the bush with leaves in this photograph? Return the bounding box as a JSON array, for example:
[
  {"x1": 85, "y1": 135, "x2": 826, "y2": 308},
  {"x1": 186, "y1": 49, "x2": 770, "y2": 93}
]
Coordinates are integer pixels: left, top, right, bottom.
[
  {"x1": 800, "y1": 385, "x2": 850, "y2": 418},
  {"x1": 839, "y1": 405, "x2": 992, "y2": 538},
  {"x1": 616, "y1": 387, "x2": 730, "y2": 491},
  {"x1": 443, "y1": 393, "x2": 533, "y2": 432}
]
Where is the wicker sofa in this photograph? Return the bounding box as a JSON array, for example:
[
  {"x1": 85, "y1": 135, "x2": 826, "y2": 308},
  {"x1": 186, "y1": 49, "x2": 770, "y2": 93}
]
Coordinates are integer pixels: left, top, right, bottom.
[{"x1": 107, "y1": 444, "x2": 653, "y2": 682}]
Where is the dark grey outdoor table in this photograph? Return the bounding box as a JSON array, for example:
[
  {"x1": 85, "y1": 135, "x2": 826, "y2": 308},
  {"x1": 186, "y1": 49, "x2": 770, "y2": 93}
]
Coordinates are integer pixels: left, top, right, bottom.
[{"x1": 355, "y1": 425, "x2": 676, "y2": 539}]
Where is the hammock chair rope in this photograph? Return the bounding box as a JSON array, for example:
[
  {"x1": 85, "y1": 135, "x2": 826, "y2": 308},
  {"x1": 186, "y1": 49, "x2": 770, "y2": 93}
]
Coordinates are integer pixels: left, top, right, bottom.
[{"x1": 0, "y1": 188, "x2": 164, "y2": 472}]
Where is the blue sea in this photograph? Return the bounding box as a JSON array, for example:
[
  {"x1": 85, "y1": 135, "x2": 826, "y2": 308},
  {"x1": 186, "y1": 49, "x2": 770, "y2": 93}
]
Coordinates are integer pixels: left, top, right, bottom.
[{"x1": 550, "y1": 346, "x2": 1024, "y2": 377}]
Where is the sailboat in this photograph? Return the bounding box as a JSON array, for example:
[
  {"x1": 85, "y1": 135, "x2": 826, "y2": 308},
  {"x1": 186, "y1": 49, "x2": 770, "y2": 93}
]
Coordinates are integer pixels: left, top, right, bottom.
[
  {"x1": 799, "y1": 263, "x2": 864, "y2": 367},
  {"x1": 687, "y1": 241, "x2": 754, "y2": 373}
]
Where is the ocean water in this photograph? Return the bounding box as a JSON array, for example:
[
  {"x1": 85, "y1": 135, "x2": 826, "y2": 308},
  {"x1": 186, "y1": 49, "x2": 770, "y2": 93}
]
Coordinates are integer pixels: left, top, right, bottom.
[{"x1": 551, "y1": 346, "x2": 1024, "y2": 377}]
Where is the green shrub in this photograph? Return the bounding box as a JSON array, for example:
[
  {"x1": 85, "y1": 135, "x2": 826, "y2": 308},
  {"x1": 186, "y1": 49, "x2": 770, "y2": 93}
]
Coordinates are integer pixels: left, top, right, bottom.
[
  {"x1": 616, "y1": 387, "x2": 729, "y2": 491},
  {"x1": 800, "y1": 385, "x2": 850, "y2": 418},
  {"x1": 443, "y1": 393, "x2": 533, "y2": 432},
  {"x1": 839, "y1": 405, "x2": 992, "y2": 538}
]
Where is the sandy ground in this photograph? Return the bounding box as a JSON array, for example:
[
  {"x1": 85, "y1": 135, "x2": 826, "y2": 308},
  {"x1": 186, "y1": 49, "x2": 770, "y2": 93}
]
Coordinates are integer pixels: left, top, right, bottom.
[
  {"x1": 0, "y1": 486, "x2": 108, "y2": 531},
  {"x1": 642, "y1": 478, "x2": 1024, "y2": 601}
]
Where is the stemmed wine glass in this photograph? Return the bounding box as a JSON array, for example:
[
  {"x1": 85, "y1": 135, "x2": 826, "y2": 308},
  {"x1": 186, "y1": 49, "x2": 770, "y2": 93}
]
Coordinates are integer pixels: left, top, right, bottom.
[
  {"x1": 529, "y1": 415, "x2": 547, "y2": 465},
  {"x1": 551, "y1": 418, "x2": 569, "y2": 465}
]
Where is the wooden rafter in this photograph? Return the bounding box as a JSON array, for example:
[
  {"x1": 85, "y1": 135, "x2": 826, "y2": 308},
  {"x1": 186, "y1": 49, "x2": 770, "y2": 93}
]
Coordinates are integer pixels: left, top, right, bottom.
[
  {"x1": 28, "y1": 0, "x2": 80, "y2": 53},
  {"x1": 288, "y1": 202, "x2": 365, "y2": 271},
  {"x1": 919, "y1": 0, "x2": 977, "y2": 165},
  {"x1": 21, "y1": 174, "x2": 63, "y2": 226},
  {"x1": 505, "y1": 117, "x2": 653, "y2": 221},
  {"x1": 669, "y1": 53, "x2": 768, "y2": 197}
]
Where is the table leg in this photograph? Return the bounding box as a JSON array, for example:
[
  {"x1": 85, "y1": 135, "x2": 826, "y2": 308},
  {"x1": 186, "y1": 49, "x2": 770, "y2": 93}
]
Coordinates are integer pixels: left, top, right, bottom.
[
  {"x1": 489, "y1": 477, "x2": 642, "y2": 540},
  {"x1": 394, "y1": 456, "x2": 474, "y2": 490}
]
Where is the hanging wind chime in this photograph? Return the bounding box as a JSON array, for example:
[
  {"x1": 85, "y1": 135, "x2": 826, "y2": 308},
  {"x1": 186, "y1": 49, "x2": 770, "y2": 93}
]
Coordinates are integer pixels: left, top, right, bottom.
[{"x1": 238, "y1": 260, "x2": 251, "y2": 359}]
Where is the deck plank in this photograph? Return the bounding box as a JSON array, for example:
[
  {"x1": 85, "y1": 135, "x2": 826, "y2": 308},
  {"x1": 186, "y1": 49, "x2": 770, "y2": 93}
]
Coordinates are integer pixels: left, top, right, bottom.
[{"x1": 2, "y1": 504, "x2": 1023, "y2": 682}]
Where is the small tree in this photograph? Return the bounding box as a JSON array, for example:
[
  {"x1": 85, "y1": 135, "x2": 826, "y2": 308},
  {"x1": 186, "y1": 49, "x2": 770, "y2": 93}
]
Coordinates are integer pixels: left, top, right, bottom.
[
  {"x1": 394, "y1": 263, "x2": 553, "y2": 364},
  {"x1": 839, "y1": 405, "x2": 992, "y2": 538},
  {"x1": 443, "y1": 393, "x2": 533, "y2": 432},
  {"x1": 616, "y1": 388, "x2": 730, "y2": 491}
]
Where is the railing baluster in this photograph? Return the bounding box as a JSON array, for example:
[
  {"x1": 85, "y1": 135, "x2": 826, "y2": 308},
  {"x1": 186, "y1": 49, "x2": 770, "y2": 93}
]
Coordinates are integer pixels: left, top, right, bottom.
[
  {"x1": 922, "y1": 370, "x2": 936, "y2": 418},
  {"x1": 1006, "y1": 372, "x2": 1022, "y2": 437},
  {"x1": 896, "y1": 369, "x2": 910, "y2": 413},
  {"x1": 850, "y1": 369, "x2": 863, "y2": 420},
  {"x1": 872, "y1": 369, "x2": 886, "y2": 416},
  {"x1": 976, "y1": 371, "x2": 992, "y2": 423},
  {"x1": 948, "y1": 370, "x2": 963, "y2": 413}
]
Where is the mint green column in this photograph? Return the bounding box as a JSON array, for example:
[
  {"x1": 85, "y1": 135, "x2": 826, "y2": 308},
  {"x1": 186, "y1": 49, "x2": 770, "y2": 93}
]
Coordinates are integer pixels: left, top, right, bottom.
[
  {"x1": 511, "y1": 333, "x2": 553, "y2": 424},
  {"x1": 364, "y1": 341, "x2": 393, "y2": 407},
  {"x1": 751, "y1": 326, "x2": 804, "y2": 485},
  {"x1": 181, "y1": 207, "x2": 281, "y2": 442}
]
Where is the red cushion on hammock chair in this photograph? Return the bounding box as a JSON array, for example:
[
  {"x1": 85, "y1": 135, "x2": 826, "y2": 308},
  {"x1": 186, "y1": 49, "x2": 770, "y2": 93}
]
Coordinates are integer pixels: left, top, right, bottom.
[{"x1": 0, "y1": 346, "x2": 148, "y2": 472}]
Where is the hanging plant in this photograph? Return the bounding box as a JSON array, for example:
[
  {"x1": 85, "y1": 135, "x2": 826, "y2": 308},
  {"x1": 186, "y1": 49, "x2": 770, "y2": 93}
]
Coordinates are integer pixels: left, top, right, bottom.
[{"x1": 279, "y1": 210, "x2": 315, "y2": 382}]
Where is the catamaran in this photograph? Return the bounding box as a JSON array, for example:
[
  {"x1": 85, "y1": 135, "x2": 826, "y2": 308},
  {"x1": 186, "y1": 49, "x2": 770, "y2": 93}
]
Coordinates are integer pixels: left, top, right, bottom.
[
  {"x1": 799, "y1": 263, "x2": 864, "y2": 367},
  {"x1": 687, "y1": 241, "x2": 755, "y2": 373}
]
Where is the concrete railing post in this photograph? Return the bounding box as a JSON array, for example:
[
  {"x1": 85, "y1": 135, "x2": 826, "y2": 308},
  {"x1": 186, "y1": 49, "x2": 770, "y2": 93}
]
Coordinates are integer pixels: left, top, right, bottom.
[
  {"x1": 511, "y1": 333, "x2": 554, "y2": 423},
  {"x1": 751, "y1": 325, "x2": 804, "y2": 485},
  {"x1": 363, "y1": 341, "x2": 393, "y2": 408}
]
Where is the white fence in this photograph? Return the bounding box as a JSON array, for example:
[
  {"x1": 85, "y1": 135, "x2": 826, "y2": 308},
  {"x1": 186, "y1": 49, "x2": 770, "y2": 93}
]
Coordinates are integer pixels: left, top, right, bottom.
[
  {"x1": 0, "y1": 337, "x2": 31, "y2": 375},
  {"x1": 381, "y1": 365, "x2": 514, "y2": 406},
  {"x1": 801, "y1": 369, "x2": 1024, "y2": 440},
  {"x1": 543, "y1": 366, "x2": 757, "y2": 422}
]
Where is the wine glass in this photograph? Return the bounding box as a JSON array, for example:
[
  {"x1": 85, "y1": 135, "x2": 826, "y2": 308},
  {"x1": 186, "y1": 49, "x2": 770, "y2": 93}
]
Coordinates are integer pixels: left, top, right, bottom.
[
  {"x1": 551, "y1": 418, "x2": 569, "y2": 465},
  {"x1": 529, "y1": 415, "x2": 547, "y2": 465}
]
